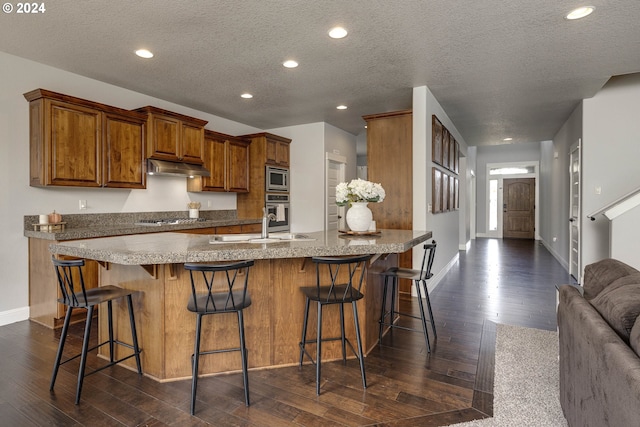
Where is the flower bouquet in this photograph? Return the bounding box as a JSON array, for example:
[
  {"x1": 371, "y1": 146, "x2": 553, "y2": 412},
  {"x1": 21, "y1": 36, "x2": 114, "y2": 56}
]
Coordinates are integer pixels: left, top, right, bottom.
[{"x1": 335, "y1": 179, "x2": 386, "y2": 207}]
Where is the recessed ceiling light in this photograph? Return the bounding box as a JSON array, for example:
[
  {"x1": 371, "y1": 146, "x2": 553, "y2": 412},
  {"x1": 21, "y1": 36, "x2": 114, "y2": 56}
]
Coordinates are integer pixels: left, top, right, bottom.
[
  {"x1": 336, "y1": 105, "x2": 347, "y2": 110},
  {"x1": 329, "y1": 27, "x2": 348, "y2": 39},
  {"x1": 241, "y1": 93, "x2": 253, "y2": 99},
  {"x1": 565, "y1": 6, "x2": 595, "y2": 20},
  {"x1": 135, "y1": 49, "x2": 154, "y2": 59},
  {"x1": 503, "y1": 137, "x2": 513, "y2": 141},
  {"x1": 283, "y1": 60, "x2": 299, "y2": 68}
]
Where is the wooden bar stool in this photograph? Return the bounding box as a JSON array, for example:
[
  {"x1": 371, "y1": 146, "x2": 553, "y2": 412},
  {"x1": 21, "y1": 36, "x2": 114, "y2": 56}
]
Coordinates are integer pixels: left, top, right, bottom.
[
  {"x1": 299, "y1": 254, "x2": 371, "y2": 395},
  {"x1": 50, "y1": 258, "x2": 142, "y2": 404},
  {"x1": 184, "y1": 260, "x2": 254, "y2": 415},
  {"x1": 378, "y1": 240, "x2": 437, "y2": 352}
]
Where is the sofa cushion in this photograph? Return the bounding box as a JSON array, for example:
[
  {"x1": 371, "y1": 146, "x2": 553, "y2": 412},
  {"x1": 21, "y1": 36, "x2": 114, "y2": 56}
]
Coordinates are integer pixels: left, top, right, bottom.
[
  {"x1": 591, "y1": 275, "x2": 640, "y2": 342},
  {"x1": 630, "y1": 316, "x2": 640, "y2": 357},
  {"x1": 583, "y1": 258, "x2": 640, "y2": 300}
]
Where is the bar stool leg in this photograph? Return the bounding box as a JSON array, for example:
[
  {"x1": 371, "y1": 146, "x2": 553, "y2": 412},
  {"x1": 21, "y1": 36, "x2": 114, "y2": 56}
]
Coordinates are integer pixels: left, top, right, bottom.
[
  {"x1": 352, "y1": 301, "x2": 367, "y2": 389},
  {"x1": 424, "y1": 282, "x2": 438, "y2": 339},
  {"x1": 238, "y1": 310, "x2": 250, "y2": 406},
  {"x1": 316, "y1": 301, "x2": 323, "y2": 395},
  {"x1": 299, "y1": 297, "x2": 311, "y2": 365},
  {"x1": 379, "y1": 276, "x2": 389, "y2": 344},
  {"x1": 50, "y1": 305, "x2": 73, "y2": 392},
  {"x1": 107, "y1": 300, "x2": 114, "y2": 363},
  {"x1": 126, "y1": 295, "x2": 142, "y2": 374},
  {"x1": 390, "y1": 277, "x2": 398, "y2": 329},
  {"x1": 414, "y1": 280, "x2": 431, "y2": 353},
  {"x1": 340, "y1": 304, "x2": 347, "y2": 363},
  {"x1": 75, "y1": 305, "x2": 94, "y2": 404},
  {"x1": 191, "y1": 314, "x2": 203, "y2": 415}
]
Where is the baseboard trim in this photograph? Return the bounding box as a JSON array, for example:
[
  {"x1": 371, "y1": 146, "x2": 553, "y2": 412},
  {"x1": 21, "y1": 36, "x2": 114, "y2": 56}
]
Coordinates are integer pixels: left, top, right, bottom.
[
  {"x1": 540, "y1": 239, "x2": 569, "y2": 273},
  {"x1": 411, "y1": 252, "x2": 459, "y2": 297},
  {"x1": 0, "y1": 306, "x2": 30, "y2": 327}
]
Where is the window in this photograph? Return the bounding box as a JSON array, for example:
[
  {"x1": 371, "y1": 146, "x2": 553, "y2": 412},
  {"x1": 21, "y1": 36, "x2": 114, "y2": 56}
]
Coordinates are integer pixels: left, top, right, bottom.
[{"x1": 489, "y1": 179, "x2": 498, "y2": 231}]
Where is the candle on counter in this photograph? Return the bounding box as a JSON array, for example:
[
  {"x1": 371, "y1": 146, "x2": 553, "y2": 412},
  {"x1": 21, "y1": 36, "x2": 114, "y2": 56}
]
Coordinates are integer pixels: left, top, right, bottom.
[{"x1": 39, "y1": 214, "x2": 49, "y2": 224}]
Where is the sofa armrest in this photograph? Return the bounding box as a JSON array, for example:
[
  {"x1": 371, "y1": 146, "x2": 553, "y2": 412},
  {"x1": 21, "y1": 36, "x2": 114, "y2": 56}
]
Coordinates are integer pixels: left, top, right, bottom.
[{"x1": 558, "y1": 285, "x2": 640, "y2": 427}]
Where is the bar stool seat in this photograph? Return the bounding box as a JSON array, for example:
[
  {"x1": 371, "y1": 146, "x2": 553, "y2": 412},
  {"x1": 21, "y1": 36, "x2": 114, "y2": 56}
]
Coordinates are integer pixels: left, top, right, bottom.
[
  {"x1": 378, "y1": 240, "x2": 437, "y2": 352},
  {"x1": 185, "y1": 260, "x2": 254, "y2": 415},
  {"x1": 299, "y1": 254, "x2": 371, "y2": 395},
  {"x1": 49, "y1": 258, "x2": 142, "y2": 404}
]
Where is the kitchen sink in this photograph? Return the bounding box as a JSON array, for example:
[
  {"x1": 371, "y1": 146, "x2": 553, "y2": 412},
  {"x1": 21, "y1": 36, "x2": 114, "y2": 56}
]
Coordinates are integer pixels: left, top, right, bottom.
[{"x1": 209, "y1": 233, "x2": 314, "y2": 244}]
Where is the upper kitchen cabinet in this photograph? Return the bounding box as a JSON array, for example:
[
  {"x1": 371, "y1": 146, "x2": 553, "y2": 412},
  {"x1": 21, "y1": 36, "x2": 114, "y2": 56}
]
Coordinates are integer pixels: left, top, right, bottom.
[
  {"x1": 134, "y1": 106, "x2": 207, "y2": 165},
  {"x1": 265, "y1": 134, "x2": 290, "y2": 167},
  {"x1": 187, "y1": 130, "x2": 251, "y2": 193},
  {"x1": 24, "y1": 89, "x2": 147, "y2": 188}
]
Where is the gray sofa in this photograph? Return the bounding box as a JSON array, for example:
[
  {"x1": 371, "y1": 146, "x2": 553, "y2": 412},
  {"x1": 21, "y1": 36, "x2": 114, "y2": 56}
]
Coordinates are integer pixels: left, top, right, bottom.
[{"x1": 558, "y1": 258, "x2": 640, "y2": 427}]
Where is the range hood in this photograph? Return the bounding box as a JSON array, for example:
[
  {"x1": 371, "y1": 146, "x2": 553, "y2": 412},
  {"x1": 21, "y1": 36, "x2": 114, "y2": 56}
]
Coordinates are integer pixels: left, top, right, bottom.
[{"x1": 146, "y1": 159, "x2": 210, "y2": 177}]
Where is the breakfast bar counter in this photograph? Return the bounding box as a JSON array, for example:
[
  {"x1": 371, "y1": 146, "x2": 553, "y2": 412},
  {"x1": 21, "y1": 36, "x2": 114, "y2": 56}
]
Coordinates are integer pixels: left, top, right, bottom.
[{"x1": 49, "y1": 229, "x2": 432, "y2": 381}]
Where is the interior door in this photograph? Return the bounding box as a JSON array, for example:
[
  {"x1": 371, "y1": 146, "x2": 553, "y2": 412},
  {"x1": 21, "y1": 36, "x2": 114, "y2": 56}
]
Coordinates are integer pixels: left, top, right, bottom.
[
  {"x1": 569, "y1": 140, "x2": 581, "y2": 281},
  {"x1": 503, "y1": 178, "x2": 535, "y2": 239},
  {"x1": 326, "y1": 154, "x2": 346, "y2": 230}
]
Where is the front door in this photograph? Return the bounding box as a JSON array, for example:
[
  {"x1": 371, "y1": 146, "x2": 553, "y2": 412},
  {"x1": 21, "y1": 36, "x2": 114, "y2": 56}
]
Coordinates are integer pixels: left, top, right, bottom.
[
  {"x1": 326, "y1": 154, "x2": 346, "y2": 231},
  {"x1": 503, "y1": 178, "x2": 535, "y2": 239}
]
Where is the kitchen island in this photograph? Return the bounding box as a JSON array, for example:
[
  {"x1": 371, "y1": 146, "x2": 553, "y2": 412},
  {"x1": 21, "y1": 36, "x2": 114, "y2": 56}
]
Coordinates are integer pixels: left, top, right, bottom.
[{"x1": 49, "y1": 229, "x2": 432, "y2": 381}]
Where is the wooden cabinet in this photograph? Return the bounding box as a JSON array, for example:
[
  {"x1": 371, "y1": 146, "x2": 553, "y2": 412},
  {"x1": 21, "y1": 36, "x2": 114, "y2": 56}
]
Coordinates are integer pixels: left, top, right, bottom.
[
  {"x1": 266, "y1": 136, "x2": 290, "y2": 167},
  {"x1": 135, "y1": 106, "x2": 207, "y2": 164},
  {"x1": 364, "y1": 110, "x2": 414, "y2": 296},
  {"x1": 237, "y1": 132, "x2": 291, "y2": 219},
  {"x1": 187, "y1": 130, "x2": 250, "y2": 193},
  {"x1": 24, "y1": 89, "x2": 146, "y2": 189},
  {"x1": 28, "y1": 238, "x2": 99, "y2": 329},
  {"x1": 103, "y1": 111, "x2": 147, "y2": 188}
]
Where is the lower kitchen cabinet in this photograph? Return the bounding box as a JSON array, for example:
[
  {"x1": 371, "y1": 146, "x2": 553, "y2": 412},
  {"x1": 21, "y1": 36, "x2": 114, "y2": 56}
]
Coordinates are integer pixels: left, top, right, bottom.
[{"x1": 29, "y1": 238, "x2": 99, "y2": 329}]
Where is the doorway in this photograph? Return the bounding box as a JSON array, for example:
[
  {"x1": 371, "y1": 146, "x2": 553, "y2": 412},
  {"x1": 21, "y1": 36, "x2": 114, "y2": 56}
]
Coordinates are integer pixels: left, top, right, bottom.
[
  {"x1": 485, "y1": 161, "x2": 539, "y2": 239},
  {"x1": 503, "y1": 178, "x2": 536, "y2": 239},
  {"x1": 325, "y1": 152, "x2": 346, "y2": 230}
]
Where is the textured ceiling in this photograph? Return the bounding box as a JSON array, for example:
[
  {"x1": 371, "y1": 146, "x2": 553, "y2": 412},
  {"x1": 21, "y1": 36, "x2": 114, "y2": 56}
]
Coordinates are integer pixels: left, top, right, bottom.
[{"x1": 2, "y1": 1, "x2": 640, "y2": 146}]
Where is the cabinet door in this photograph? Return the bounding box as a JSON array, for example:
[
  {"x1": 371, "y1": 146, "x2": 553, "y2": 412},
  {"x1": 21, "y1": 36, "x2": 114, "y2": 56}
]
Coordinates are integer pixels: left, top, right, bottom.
[
  {"x1": 201, "y1": 133, "x2": 227, "y2": 191},
  {"x1": 103, "y1": 112, "x2": 146, "y2": 188},
  {"x1": 48, "y1": 100, "x2": 101, "y2": 186},
  {"x1": 266, "y1": 138, "x2": 290, "y2": 166},
  {"x1": 227, "y1": 138, "x2": 250, "y2": 192},
  {"x1": 275, "y1": 140, "x2": 290, "y2": 166},
  {"x1": 149, "y1": 115, "x2": 180, "y2": 161},
  {"x1": 180, "y1": 122, "x2": 205, "y2": 164}
]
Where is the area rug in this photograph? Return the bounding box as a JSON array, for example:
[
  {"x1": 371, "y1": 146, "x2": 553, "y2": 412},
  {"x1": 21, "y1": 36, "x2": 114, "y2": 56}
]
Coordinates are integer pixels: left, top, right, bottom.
[{"x1": 450, "y1": 323, "x2": 568, "y2": 427}]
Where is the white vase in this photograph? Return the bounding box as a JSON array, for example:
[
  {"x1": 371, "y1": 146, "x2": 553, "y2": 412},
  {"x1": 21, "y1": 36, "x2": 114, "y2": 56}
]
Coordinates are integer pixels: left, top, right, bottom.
[{"x1": 346, "y1": 202, "x2": 372, "y2": 232}]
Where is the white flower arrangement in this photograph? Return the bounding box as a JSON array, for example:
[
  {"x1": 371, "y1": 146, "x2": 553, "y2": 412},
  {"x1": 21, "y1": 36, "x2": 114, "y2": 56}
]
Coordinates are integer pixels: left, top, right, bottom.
[{"x1": 336, "y1": 178, "x2": 386, "y2": 207}]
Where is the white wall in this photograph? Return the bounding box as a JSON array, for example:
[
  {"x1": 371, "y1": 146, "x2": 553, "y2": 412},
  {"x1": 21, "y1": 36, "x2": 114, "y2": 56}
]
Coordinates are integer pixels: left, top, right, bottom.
[
  {"x1": 611, "y1": 205, "x2": 640, "y2": 268},
  {"x1": 541, "y1": 103, "x2": 582, "y2": 270},
  {"x1": 266, "y1": 122, "x2": 325, "y2": 232},
  {"x1": 582, "y1": 73, "x2": 640, "y2": 269},
  {"x1": 267, "y1": 122, "x2": 358, "y2": 233},
  {"x1": 413, "y1": 86, "x2": 470, "y2": 290}
]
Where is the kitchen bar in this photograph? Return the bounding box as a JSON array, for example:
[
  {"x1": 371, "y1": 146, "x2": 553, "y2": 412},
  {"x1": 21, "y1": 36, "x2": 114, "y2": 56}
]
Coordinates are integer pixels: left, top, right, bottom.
[{"x1": 49, "y1": 229, "x2": 432, "y2": 381}]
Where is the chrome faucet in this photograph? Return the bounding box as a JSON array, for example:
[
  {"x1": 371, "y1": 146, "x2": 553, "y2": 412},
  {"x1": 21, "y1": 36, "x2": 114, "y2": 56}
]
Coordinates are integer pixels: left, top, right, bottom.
[{"x1": 261, "y1": 207, "x2": 276, "y2": 239}]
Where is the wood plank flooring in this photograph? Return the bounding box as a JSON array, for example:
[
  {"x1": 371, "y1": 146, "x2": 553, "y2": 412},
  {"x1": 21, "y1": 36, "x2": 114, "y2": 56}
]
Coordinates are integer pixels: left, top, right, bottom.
[{"x1": 0, "y1": 238, "x2": 572, "y2": 426}]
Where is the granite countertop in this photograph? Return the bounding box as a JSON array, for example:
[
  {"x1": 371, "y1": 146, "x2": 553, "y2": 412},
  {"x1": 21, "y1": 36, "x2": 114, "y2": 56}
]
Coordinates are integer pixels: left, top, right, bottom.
[
  {"x1": 48, "y1": 229, "x2": 433, "y2": 265},
  {"x1": 24, "y1": 218, "x2": 261, "y2": 241},
  {"x1": 23, "y1": 211, "x2": 261, "y2": 241}
]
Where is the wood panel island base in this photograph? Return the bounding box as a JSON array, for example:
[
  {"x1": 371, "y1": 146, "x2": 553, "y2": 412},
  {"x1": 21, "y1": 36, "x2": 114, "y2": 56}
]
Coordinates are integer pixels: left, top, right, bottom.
[{"x1": 49, "y1": 230, "x2": 431, "y2": 382}]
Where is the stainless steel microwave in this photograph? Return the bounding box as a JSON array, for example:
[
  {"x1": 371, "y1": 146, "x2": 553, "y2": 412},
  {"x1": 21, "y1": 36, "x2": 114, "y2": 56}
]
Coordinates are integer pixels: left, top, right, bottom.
[{"x1": 266, "y1": 166, "x2": 289, "y2": 192}]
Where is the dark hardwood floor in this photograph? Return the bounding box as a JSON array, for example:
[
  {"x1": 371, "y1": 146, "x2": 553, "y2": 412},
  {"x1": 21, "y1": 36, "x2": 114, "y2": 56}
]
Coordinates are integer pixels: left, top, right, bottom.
[{"x1": 0, "y1": 238, "x2": 572, "y2": 426}]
